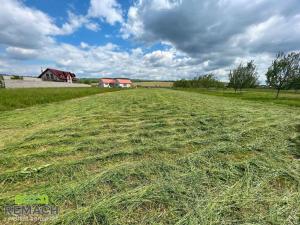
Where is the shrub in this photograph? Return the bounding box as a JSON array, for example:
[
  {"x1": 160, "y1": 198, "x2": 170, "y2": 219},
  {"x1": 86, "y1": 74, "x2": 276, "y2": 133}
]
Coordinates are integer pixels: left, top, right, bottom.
[
  {"x1": 0, "y1": 75, "x2": 5, "y2": 88},
  {"x1": 10, "y1": 75, "x2": 24, "y2": 80},
  {"x1": 174, "y1": 74, "x2": 224, "y2": 88}
]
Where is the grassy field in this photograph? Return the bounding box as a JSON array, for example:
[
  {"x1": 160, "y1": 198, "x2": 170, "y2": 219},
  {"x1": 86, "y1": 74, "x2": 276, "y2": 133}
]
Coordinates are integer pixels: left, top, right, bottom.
[
  {"x1": 175, "y1": 88, "x2": 300, "y2": 107},
  {"x1": 134, "y1": 81, "x2": 173, "y2": 88},
  {"x1": 0, "y1": 89, "x2": 299, "y2": 224},
  {"x1": 0, "y1": 87, "x2": 121, "y2": 111}
]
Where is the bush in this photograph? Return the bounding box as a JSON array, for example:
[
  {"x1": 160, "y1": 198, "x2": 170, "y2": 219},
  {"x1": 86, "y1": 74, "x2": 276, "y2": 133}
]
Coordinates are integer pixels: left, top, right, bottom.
[
  {"x1": 0, "y1": 75, "x2": 5, "y2": 88},
  {"x1": 10, "y1": 75, "x2": 23, "y2": 80},
  {"x1": 174, "y1": 74, "x2": 224, "y2": 88}
]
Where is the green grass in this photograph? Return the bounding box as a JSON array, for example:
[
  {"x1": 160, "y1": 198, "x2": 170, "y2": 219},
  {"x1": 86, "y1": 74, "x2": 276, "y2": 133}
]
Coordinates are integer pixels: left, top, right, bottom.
[
  {"x1": 0, "y1": 89, "x2": 299, "y2": 224},
  {"x1": 175, "y1": 88, "x2": 300, "y2": 107},
  {"x1": 134, "y1": 81, "x2": 174, "y2": 88},
  {"x1": 0, "y1": 87, "x2": 121, "y2": 111}
]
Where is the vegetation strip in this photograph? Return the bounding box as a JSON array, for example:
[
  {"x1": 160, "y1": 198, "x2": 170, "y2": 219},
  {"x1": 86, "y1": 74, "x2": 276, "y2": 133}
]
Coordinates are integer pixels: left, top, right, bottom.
[
  {"x1": 0, "y1": 87, "x2": 122, "y2": 111},
  {"x1": 0, "y1": 89, "x2": 299, "y2": 224},
  {"x1": 174, "y1": 88, "x2": 300, "y2": 107}
]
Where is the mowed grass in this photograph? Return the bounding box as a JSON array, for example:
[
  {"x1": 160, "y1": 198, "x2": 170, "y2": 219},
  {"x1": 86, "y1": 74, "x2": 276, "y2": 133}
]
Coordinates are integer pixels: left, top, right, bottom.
[
  {"x1": 0, "y1": 89, "x2": 299, "y2": 224},
  {"x1": 175, "y1": 88, "x2": 300, "y2": 107},
  {"x1": 134, "y1": 81, "x2": 173, "y2": 88},
  {"x1": 0, "y1": 87, "x2": 121, "y2": 111}
]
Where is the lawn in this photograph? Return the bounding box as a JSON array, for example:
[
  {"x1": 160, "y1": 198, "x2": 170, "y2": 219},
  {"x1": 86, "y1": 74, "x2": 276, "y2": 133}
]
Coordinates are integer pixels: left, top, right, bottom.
[
  {"x1": 134, "y1": 81, "x2": 173, "y2": 88},
  {"x1": 0, "y1": 89, "x2": 299, "y2": 224},
  {"x1": 0, "y1": 87, "x2": 121, "y2": 111},
  {"x1": 175, "y1": 88, "x2": 300, "y2": 107}
]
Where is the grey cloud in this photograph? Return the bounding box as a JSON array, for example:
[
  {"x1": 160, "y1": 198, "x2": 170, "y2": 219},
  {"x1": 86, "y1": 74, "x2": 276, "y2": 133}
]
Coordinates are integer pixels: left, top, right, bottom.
[
  {"x1": 5, "y1": 47, "x2": 39, "y2": 60},
  {"x1": 127, "y1": 0, "x2": 300, "y2": 55},
  {"x1": 123, "y1": 0, "x2": 300, "y2": 78}
]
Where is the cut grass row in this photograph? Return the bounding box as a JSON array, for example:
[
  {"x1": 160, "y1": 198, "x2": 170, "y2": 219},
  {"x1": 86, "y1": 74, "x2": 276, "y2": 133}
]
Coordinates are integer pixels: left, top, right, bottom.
[
  {"x1": 0, "y1": 89, "x2": 299, "y2": 224},
  {"x1": 0, "y1": 87, "x2": 121, "y2": 111},
  {"x1": 174, "y1": 88, "x2": 300, "y2": 107},
  {"x1": 133, "y1": 81, "x2": 173, "y2": 88}
]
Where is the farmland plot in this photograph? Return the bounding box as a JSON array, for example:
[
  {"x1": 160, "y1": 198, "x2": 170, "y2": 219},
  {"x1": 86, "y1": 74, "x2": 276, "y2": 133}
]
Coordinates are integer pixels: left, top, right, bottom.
[{"x1": 0, "y1": 89, "x2": 299, "y2": 224}]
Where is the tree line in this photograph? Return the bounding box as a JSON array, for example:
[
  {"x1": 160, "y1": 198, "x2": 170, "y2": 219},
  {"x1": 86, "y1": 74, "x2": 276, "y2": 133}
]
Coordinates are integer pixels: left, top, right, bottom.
[
  {"x1": 174, "y1": 52, "x2": 300, "y2": 98},
  {"x1": 173, "y1": 74, "x2": 224, "y2": 88}
]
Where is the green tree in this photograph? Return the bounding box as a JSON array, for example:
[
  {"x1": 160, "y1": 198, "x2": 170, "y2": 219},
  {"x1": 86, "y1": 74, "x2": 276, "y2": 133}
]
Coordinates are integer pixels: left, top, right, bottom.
[
  {"x1": 228, "y1": 61, "x2": 259, "y2": 92},
  {"x1": 228, "y1": 69, "x2": 240, "y2": 92},
  {"x1": 0, "y1": 75, "x2": 5, "y2": 88},
  {"x1": 290, "y1": 74, "x2": 300, "y2": 92},
  {"x1": 243, "y1": 61, "x2": 259, "y2": 88},
  {"x1": 266, "y1": 52, "x2": 300, "y2": 98},
  {"x1": 174, "y1": 74, "x2": 224, "y2": 88},
  {"x1": 197, "y1": 74, "x2": 224, "y2": 89}
]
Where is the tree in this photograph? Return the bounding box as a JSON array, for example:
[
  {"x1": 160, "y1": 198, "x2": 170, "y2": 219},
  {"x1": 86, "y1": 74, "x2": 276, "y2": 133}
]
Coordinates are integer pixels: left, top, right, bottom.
[
  {"x1": 197, "y1": 74, "x2": 224, "y2": 88},
  {"x1": 228, "y1": 70, "x2": 238, "y2": 92},
  {"x1": 173, "y1": 79, "x2": 191, "y2": 88},
  {"x1": 289, "y1": 71, "x2": 300, "y2": 92},
  {"x1": 228, "y1": 61, "x2": 259, "y2": 92},
  {"x1": 243, "y1": 61, "x2": 259, "y2": 88},
  {"x1": 173, "y1": 74, "x2": 224, "y2": 88},
  {"x1": 266, "y1": 52, "x2": 300, "y2": 98},
  {"x1": 0, "y1": 75, "x2": 5, "y2": 88}
]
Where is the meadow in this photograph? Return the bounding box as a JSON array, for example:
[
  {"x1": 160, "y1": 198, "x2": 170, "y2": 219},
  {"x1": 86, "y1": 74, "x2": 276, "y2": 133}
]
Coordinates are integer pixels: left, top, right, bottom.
[
  {"x1": 133, "y1": 81, "x2": 173, "y2": 88},
  {"x1": 175, "y1": 88, "x2": 300, "y2": 107},
  {"x1": 0, "y1": 89, "x2": 299, "y2": 224},
  {"x1": 0, "y1": 87, "x2": 121, "y2": 111}
]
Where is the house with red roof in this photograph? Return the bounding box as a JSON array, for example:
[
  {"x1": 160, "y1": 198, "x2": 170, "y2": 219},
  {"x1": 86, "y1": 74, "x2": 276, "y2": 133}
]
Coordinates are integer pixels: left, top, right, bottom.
[
  {"x1": 115, "y1": 78, "x2": 132, "y2": 88},
  {"x1": 38, "y1": 68, "x2": 76, "y2": 83},
  {"x1": 99, "y1": 78, "x2": 116, "y2": 88},
  {"x1": 99, "y1": 78, "x2": 132, "y2": 88}
]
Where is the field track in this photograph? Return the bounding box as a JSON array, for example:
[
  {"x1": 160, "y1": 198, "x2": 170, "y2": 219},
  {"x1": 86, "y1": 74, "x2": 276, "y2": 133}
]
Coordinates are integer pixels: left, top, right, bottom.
[{"x1": 0, "y1": 89, "x2": 299, "y2": 224}]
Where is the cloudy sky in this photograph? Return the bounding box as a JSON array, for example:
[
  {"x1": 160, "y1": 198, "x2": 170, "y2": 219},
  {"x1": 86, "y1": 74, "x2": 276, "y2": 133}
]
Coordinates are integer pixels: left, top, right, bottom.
[{"x1": 0, "y1": 0, "x2": 299, "y2": 81}]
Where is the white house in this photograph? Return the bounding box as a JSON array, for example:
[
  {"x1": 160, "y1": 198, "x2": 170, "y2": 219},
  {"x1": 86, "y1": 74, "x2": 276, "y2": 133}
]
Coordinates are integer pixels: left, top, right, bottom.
[
  {"x1": 99, "y1": 78, "x2": 116, "y2": 88},
  {"x1": 115, "y1": 79, "x2": 132, "y2": 88}
]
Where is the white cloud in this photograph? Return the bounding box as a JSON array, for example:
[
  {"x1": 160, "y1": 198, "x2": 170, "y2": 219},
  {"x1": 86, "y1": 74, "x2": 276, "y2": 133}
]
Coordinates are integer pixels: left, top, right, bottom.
[
  {"x1": 59, "y1": 12, "x2": 88, "y2": 35},
  {"x1": 0, "y1": 0, "x2": 59, "y2": 48},
  {"x1": 85, "y1": 22, "x2": 101, "y2": 32},
  {"x1": 149, "y1": 0, "x2": 182, "y2": 10},
  {"x1": 1, "y1": 41, "x2": 199, "y2": 80},
  {"x1": 88, "y1": 0, "x2": 123, "y2": 25},
  {"x1": 0, "y1": 0, "x2": 101, "y2": 49},
  {"x1": 121, "y1": 7, "x2": 143, "y2": 39},
  {"x1": 144, "y1": 50, "x2": 174, "y2": 67},
  {"x1": 0, "y1": 0, "x2": 299, "y2": 82},
  {"x1": 60, "y1": 11, "x2": 102, "y2": 34},
  {"x1": 80, "y1": 42, "x2": 89, "y2": 49}
]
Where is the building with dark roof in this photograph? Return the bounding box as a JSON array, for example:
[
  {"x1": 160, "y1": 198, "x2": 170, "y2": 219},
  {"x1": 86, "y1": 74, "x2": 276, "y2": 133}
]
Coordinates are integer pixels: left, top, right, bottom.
[{"x1": 38, "y1": 68, "x2": 76, "y2": 83}]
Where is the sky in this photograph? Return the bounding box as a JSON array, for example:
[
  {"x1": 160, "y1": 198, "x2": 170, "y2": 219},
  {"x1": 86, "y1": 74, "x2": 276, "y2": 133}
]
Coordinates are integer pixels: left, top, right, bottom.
[{"x1": 0, "y1": 0, "x2": 299, "y2": 81}]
